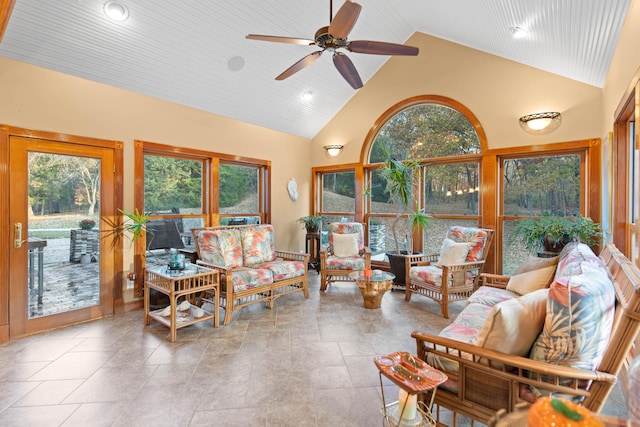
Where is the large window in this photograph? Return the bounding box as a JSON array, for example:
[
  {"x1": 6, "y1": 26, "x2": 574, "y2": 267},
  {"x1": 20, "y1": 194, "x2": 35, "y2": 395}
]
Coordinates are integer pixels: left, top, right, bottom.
[
  {"x1": 319, "y1": 170, "x2": 356, "y2": 229},
  {"x1": 501, "y1": 153, "x2": 584, "y2": 274},
  {"x1": 144, "y1": 155, "x2": 203, "y2": 214},
  {"x1": 314, "y1": 96, "x2": 600, "y2": 275},
  {"x1": 218, "y1": 162, "x2": 265, "y2": 225},
  {"x1": 134, "y1": 141, "x2": 270, "y2": 295},
  {"x1": 365, "y1": 97, "x2": 483, "y2": 257}
]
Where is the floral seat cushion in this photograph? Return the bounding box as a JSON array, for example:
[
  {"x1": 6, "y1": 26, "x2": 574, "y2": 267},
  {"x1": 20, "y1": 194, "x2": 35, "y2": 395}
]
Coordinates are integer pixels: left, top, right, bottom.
[
  {"x1": 230, "y1": 268, "x2": 273, "y2": 292},
  {"x1": 326, "y1": 256, "x2": 366, "y2": 271},
  {"x1": 254, "y1": 260, "x2": 306, "y2": 281},
  {"x1": 409, "y1": 265, "x2": 473, "y2": 287}
]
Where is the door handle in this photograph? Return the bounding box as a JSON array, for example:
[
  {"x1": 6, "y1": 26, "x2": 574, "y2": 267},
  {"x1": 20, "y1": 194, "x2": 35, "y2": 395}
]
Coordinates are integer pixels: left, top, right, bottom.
[{"x1": 14, "y1": 222, "x2": 27, "y2": 248}]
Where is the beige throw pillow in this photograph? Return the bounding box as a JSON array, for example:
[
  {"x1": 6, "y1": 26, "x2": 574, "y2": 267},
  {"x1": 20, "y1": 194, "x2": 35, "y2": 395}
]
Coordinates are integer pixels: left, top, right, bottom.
[
  {"x1": 513, "y1": 255, "x2": 559, "y2": 275},
  {"x1": 332, "y1": 233, "x2": 359, "y2": 257},
  {"x1": 438, "y1": 238, "x2": 471, "y2": 265},
  {"x1": 476, "y1": 289, "x2": 548, "y2": 360},
  {"x1": 506, "y1": 265, "x2": 556, "y2": 295}
]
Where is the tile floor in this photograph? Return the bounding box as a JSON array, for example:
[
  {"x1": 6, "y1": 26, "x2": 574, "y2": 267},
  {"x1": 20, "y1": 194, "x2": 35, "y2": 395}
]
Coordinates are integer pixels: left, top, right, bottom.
[{"x1": 1, "y1": 272, "x2": 628, "y2": 426}]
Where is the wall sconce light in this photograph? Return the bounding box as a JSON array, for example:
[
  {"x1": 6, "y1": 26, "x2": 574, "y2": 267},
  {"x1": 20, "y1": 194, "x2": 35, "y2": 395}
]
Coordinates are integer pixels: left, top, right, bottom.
[
  {"x1": 324, "y1": 144, "x2": 343, "y2": 157},
  {"x1": 519, "y1": 112, "x2": 562, "y2": 134}
]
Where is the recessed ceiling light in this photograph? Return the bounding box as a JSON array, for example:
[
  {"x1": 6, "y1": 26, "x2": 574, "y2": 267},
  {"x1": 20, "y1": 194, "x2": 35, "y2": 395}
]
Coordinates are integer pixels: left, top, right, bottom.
[
  {"x1": 301, "y1": 91, "x2": 314, "y2": 101},
  {"x1": 510, "y1": 26, "x2": 528, "y2": 39},
  {"x1": 104, "y1": 1, "x2": 129, "y2": 22}
]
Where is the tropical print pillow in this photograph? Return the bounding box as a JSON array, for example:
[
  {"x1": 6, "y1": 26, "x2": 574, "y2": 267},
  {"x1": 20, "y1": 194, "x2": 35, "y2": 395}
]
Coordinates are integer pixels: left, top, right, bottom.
[
  {"x1": 197, "y1": 229, "x2": 243, "y2": 268},
  {"x1": 241, "y1": 224, "x2": 276, "y2": 266},
  {"x1": 528, "y1": 243, "x2": 615, "y2": 387}
]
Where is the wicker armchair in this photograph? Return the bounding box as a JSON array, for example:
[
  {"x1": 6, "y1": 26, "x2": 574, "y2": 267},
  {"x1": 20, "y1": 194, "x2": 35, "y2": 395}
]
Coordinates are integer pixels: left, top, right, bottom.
[
  {"x1": 404, "y1": 226, "x2": 495, "y2": 318},
  {"x1": 320, "y1": 222, "x2": 371, "y2": 291}
]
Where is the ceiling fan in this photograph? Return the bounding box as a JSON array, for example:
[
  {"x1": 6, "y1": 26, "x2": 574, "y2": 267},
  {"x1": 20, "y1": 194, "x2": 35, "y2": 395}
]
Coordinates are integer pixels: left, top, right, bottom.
[{"x1": 246, "y1": 0, "x2": 419, "y2": 89}]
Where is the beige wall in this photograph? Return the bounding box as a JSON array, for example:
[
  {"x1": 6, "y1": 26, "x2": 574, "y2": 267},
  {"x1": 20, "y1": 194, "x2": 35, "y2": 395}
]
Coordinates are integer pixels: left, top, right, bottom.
[
  {"x1": 0, "y1": 57, "x2": 313, "y2": 253},
  {"x1": 312, "y1": 32, "x2": 604, "y2": 165},
  {"x1": 602, "y1": 0, "x2": 640, "y2": 127}
]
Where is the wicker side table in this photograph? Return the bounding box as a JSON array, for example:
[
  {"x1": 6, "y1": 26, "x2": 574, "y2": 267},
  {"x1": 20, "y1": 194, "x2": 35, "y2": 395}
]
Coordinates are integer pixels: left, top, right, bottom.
[{"x1": 144, "y1": 264, "x2": 219, "y2": 342}]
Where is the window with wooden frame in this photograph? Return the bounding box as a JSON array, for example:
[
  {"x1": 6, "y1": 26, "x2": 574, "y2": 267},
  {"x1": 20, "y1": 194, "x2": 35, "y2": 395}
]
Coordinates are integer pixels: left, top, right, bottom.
[
  {"x1": 132, "y1": 140, "x2": 270, "y2": 296},
  {"x1": 363, "y1": 96, "x2": 485, "y2": 262},
  {"x1": 613, "y1": 67, "x2": 640, "y2": 269},
  {"x1": 315, "y1": 167, "x2": 358, "y2": 231},
  {"x1": 500, "y1": 151, "x2": 586, "y2": 275}
]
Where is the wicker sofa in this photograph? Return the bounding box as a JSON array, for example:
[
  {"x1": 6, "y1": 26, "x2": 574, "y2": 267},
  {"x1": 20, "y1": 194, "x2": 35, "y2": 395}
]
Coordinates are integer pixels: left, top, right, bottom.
[
  {"x1": 412, "y1": 242, "x2": 640, "y2": 425},
  {"x1": 192, "y1": 224, "x2": 309, "y2": 325}
]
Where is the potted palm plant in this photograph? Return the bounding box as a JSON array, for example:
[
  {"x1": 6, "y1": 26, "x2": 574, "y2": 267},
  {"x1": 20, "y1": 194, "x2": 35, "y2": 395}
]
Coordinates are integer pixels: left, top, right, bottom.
[
  {"x1": 512, "y1": 214, "x2": 602, "y2": 254},
  {"x1": 378, "y1": 144, "x2": 431, "y2": 285}
]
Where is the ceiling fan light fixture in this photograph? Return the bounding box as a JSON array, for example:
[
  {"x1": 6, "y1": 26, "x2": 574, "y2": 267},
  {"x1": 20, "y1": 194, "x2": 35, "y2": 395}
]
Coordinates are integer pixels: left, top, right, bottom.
[
  {"x1": 104, "y1": 1, "x2": 129, "y2": 22},
  {"x1": 324, "y1": 144, "x2": 343, "y2": 156},
  {"x1": 519, "y1": 112, "x2": 562, "y2": 134}
]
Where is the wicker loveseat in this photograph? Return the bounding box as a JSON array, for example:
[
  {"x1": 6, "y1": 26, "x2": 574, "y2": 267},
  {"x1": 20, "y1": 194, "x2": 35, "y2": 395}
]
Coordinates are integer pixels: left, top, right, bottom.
[
  {"x1": 412, "y1": 242, "x2": 640, "y2": 425},
  {"x1": 192, "y1": 224, "x2": 309, "y2": 325}
]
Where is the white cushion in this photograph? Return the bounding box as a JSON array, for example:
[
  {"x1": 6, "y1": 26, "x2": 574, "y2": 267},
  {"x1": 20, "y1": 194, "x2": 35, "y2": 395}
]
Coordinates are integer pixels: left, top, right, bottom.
[
  {"x1": 476, "y1": 289, "x2": 548, "y2": 362},
  {"x1": 332, "y1": 233, "x2": 359, "y2": 257},
  {"x1": 438, "y1": 238, "x2": 471, "y2": 265},
  {"x1": 506, "y1": 265, "x2": 556, "y2": 295}
]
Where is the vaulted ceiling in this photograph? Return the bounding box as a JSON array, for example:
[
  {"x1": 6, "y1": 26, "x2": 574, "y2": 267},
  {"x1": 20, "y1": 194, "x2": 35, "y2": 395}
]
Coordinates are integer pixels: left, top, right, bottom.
[{"x1": 0, "y1": 0, "x2": 631, "y2": 139}]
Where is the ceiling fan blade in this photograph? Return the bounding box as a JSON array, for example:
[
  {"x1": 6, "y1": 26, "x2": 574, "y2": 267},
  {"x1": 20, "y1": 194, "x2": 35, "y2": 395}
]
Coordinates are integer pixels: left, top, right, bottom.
[
  {"x1": 246, "y1": 34, "x2": 315, "y2": 45},
  {"x1": 276, "y1": 51, "x2": 323, "y2": 81},
  {"x1": 348, "y1": 40, "x2": 419, "y2": 56},
  {"x1": 329, "y1": 1, "x2": 362, "y2": 40},
  {"x1": 333, "y1": 52, "x2": 363, "y2": 89}
]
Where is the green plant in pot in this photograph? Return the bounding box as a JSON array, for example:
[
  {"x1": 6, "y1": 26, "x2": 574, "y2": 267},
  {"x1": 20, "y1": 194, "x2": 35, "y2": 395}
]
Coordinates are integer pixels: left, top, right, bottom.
[
  {"x1": 297, "y1": 215, "x2": 323, "y2": 233},
  {"x1": 378, "y1": 144, "x2": 431, "y2": 285},
  {"x1": 512, "y1": 214, "x2": 602, "y2": 254},
  {"x1": 106, "y1": 209, "x2": 161, "y2": 265}
]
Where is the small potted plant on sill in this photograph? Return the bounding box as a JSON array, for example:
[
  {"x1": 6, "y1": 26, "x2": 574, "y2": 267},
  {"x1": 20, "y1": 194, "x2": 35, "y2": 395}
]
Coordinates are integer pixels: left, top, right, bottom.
[
  {"x1": 512, "y1": 214, "x2": 602, "y2": 254},
  {"x1": 297, "y1": 215, "x2": 323, "y2": 233}
]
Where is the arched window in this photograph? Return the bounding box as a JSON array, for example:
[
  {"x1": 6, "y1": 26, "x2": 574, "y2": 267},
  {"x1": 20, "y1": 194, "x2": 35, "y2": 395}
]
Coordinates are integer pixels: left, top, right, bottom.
[
  {"x1": 369, "y1": 103, "x2": 481, "y2": 163},
  {"x1": 362, "y1": 95, "x2": 486, "y2": 256}
]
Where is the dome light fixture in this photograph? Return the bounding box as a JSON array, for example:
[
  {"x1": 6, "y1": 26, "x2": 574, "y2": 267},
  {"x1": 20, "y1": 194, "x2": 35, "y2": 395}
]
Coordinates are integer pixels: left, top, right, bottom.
[
  {"x1": 519, "y1": 112, "x2": 562, "y2": 134},
  {"x1": 324, "y1": 144, "x2": 343, "y2": 157},
  {"x1": 510, "y1": 26, "x2": 528, "y2": 39},
  {"x1": 104, "y1": 1, "x2": 129, "y2": 22}
]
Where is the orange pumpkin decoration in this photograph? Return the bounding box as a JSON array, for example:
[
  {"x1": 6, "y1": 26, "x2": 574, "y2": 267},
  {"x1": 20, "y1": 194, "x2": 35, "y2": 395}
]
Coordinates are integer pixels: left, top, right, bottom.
[{"x1": 528, "y1": 397, "x2": 603, "y2": 427}]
